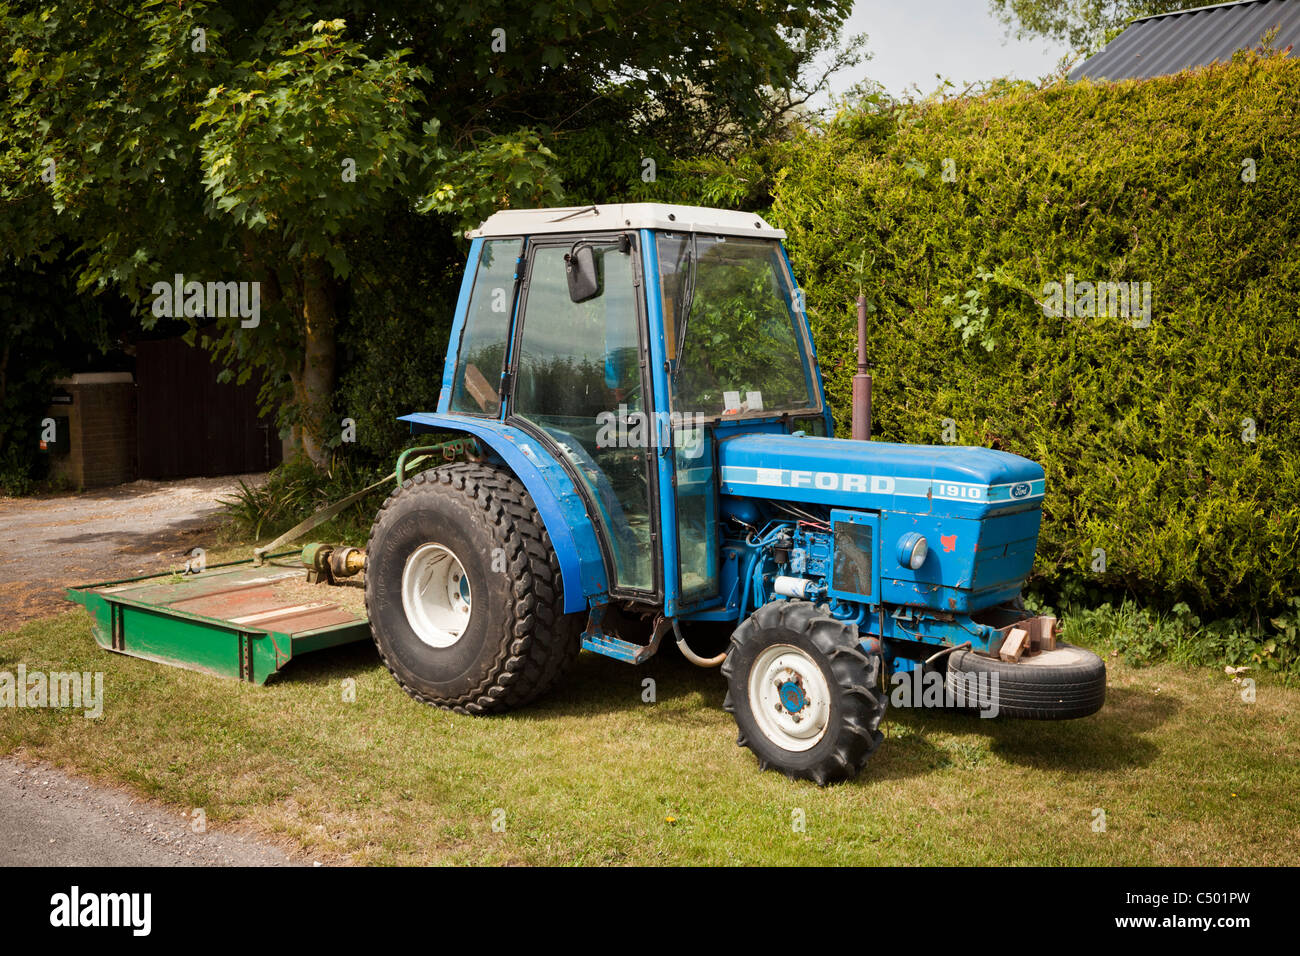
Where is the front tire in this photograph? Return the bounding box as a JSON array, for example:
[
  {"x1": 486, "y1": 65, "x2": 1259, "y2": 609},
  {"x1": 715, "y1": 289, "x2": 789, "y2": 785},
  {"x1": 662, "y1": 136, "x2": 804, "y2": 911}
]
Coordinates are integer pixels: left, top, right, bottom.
[
  {"x1": 722, "y1": 601, "x2": 887, "y2": 785},
  {"x1": 364, "y1": 462, "x2": 580, "y2": 714}
]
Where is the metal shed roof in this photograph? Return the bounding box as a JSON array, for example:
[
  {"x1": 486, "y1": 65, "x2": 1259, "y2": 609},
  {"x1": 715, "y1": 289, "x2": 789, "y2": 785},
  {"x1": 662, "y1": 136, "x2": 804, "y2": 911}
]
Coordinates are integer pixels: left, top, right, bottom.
[
  {"x1": 468, "y1": 203, "x2": 785, "y2": 240},
  {"x1": 1069, "y1": 0, "x2": 1300, "y2": 82}
]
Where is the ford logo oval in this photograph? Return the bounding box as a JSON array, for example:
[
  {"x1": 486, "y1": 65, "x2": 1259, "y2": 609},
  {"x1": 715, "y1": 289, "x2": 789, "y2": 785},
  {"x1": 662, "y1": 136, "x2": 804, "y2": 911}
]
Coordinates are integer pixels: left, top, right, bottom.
[{"x1": 1011, "y1": 482, "x2": 1031, "y2": 498}]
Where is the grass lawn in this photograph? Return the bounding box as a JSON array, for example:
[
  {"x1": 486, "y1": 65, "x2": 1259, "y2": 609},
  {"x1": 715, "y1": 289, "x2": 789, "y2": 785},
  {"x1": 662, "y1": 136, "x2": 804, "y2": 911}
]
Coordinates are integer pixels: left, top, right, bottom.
[{"x1": 3, "y1": 582, "x2": 1297, "y2": 866}]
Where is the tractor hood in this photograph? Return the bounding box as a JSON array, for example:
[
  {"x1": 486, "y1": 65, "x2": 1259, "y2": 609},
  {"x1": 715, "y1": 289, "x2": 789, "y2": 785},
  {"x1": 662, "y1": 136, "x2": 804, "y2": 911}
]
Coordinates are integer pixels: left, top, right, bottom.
[{"x1": 717, "y1": 433, "x2": 1045, "y2": 519}]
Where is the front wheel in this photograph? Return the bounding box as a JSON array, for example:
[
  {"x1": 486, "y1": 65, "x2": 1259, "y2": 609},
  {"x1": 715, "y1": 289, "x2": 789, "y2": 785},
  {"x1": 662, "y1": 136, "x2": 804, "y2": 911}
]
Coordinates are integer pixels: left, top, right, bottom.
[{"x1": 722, "y1": 600, "x2": 887, "y2": 785}]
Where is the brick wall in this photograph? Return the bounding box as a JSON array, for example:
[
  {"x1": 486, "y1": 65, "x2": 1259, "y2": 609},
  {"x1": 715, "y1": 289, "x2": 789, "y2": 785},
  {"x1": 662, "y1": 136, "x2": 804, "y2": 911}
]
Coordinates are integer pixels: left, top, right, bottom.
[{"x1": 47, "y1": 373, "x2": 138, "y2": 488}]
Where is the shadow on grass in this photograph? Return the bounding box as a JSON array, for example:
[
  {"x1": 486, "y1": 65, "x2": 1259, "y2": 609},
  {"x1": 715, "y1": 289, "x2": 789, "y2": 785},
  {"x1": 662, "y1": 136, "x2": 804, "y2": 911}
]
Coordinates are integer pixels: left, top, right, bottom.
[
  {"x1": 270, "y1": 640, "x2": 383, "y2": 687},
  {"x1": 273, "y1": 635, "x2": 730, "y2": 716},
  {"x1": 979, "y1": 685, "x2": 1178, "y2": 771},
  {"x1": 880, "y1": 683, "x2": 1178, "y2": 774},
  {"x1": 532, "y1": 644, "x2": 735, "y2": 717},
  {"x1": 264, "y1": 636, "x2": 1177, "y2": 781}
]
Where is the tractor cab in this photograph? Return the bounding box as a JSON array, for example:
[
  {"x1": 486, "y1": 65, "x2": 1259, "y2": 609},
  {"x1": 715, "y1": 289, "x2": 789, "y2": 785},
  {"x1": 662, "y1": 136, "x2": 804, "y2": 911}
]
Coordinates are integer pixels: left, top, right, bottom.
[{"x1": 409, "y1": 204, "x2": 828, "y2": 617}]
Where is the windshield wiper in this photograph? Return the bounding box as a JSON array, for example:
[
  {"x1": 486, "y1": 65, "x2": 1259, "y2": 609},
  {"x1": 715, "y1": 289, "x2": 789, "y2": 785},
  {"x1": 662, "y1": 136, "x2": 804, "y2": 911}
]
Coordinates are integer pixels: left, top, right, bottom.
[{"x1": 673, "y1": 234, "x2": 698, "y2": 374}]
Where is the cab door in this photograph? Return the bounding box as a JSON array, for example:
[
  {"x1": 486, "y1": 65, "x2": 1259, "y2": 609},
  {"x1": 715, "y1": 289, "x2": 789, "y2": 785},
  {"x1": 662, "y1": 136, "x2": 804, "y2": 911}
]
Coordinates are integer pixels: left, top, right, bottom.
[
  {"x1": 671, "y1": 420, "x2": 719, "y2": 608},
  {"x1": 506, "y1": 233, "x2": 660, "y2": 601}
]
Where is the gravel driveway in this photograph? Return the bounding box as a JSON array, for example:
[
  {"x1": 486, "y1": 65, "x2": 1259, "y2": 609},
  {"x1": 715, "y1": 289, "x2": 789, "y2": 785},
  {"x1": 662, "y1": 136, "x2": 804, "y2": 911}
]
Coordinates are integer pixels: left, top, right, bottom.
[{"x1": 0, "y1": 474, "x2": 265, "y2": 626}]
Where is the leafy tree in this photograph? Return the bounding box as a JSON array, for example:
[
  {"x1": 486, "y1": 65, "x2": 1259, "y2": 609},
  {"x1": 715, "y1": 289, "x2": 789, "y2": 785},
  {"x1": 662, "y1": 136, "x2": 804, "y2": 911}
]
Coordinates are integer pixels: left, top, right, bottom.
[
  {"x1": 1, "y1": 0, "x2": 859, "y2": 468},
  {"x1": 990, "y1": 0, "x2": 1210, "y2": 54},
  {"x1": 1, "y1": 2, "x2": 559, "y2": 463}
]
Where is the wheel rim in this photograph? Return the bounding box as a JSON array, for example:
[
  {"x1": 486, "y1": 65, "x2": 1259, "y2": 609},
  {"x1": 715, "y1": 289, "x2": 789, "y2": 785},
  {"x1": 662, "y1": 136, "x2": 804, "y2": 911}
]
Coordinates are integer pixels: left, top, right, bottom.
[
  {"x1": 1018, "y1": 644, "x2": 1092, "y2": 667},
  {"x1": 400, "y1": 543, "x2": 472, "y2": 649},
  {"x1": 747, "y1": 643, "x2": 832, "y2": 752}
]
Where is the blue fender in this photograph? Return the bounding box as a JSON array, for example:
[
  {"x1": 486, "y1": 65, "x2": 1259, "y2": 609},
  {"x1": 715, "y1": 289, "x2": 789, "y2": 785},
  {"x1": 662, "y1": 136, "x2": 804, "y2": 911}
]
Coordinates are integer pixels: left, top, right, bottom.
[{"x1": 397, "y1": 412, "x2": 609, "y2": 614}]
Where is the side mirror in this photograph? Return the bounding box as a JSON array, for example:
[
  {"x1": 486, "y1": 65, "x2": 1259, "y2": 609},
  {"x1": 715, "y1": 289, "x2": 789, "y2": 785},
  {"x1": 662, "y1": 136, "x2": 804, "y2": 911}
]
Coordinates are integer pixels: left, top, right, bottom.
[{"x1": 565, "y1": 245, "x2": 601, "y2": 303}]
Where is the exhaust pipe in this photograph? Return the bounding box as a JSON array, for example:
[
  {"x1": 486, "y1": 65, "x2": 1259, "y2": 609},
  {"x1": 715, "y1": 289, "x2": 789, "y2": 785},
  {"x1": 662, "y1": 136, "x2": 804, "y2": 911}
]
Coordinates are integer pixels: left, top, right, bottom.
[{"x1": 851, "y1": 295, "x2": 873, "y2": 440}]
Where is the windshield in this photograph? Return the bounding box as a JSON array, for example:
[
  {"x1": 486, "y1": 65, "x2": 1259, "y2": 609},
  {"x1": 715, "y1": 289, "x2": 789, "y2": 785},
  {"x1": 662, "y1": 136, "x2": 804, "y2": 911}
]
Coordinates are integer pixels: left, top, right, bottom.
[{"x1": 657, "y1": 233, "x2": 818, "y2": 419}]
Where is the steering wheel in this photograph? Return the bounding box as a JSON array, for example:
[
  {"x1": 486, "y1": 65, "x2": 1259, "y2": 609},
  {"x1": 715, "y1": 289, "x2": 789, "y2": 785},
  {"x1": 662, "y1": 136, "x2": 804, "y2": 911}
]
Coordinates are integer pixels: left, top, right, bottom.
[{"x1": 616, "y1": 380, "x2": 642, "y2": 408}]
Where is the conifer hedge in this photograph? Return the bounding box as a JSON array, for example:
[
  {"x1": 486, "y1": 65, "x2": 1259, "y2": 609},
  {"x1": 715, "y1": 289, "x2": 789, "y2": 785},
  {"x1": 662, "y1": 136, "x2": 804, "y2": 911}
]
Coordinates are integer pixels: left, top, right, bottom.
[{"x1": 772, "y1": 55, "x2": 1300, "y2": 614}]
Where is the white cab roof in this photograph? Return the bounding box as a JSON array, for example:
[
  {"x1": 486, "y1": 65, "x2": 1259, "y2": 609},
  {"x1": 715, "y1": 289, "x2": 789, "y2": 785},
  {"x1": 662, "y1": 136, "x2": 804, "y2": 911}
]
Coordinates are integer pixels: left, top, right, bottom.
[{"x1": 468, "y1": 203, "x2": 786, "y2": 240}]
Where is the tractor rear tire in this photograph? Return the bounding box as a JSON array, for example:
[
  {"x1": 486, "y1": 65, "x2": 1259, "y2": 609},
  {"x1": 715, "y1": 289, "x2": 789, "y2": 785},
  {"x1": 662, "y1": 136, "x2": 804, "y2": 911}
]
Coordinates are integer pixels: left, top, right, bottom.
[
  {"x1": 364, "y1": 462, "x2": 581, "y2": 714},
  {"x1": 722, "y1": 600, "x2": 887, "y2": 785},
  {"x1": 944, "y1": 642, "x2": 1105, "y2": 720}
]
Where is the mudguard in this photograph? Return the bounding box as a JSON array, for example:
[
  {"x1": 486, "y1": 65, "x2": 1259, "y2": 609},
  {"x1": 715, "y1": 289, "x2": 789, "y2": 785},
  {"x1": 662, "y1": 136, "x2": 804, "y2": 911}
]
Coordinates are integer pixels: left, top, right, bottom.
[{"x1": 397, "y1": 412, "x2": 609, "y2": 613}]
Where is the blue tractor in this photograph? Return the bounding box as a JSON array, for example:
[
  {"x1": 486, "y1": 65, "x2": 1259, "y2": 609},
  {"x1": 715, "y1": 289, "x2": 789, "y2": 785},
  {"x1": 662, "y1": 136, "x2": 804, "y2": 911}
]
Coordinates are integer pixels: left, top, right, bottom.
[{"x1": 365, "y1": 203, "x2": 1106, "y2": 784}]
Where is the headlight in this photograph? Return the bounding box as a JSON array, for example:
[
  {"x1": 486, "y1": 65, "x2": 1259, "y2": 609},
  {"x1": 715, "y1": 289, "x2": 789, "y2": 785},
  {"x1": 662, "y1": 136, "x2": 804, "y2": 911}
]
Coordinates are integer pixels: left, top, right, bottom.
[{"x1": 897, "y1": 532, "x2": 928, "y2": 570}]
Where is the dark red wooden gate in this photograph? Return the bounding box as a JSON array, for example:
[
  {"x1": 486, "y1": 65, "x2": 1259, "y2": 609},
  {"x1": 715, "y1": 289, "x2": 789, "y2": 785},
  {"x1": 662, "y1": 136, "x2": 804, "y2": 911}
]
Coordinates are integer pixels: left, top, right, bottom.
[{"x1": 135, "y1": 335, "x2": 281, "y2": 479}]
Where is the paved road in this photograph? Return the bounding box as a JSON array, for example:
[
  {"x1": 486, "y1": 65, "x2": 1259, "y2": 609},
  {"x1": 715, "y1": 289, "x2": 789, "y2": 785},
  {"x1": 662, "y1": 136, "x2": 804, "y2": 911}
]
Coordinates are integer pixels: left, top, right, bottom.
[
  {"x1": 0, "y1": 757, "x2": 296, "y2": 866},
  {"x1": 0, "y1": 474, "x2": 264, "y2": 626}
]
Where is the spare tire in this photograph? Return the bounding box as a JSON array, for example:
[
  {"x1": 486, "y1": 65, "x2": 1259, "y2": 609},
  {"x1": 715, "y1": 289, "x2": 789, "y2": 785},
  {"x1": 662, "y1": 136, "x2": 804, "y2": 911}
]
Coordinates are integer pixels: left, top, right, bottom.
[{"x1": 944, "y1": 642, "x2": 1105, "y2": 720}]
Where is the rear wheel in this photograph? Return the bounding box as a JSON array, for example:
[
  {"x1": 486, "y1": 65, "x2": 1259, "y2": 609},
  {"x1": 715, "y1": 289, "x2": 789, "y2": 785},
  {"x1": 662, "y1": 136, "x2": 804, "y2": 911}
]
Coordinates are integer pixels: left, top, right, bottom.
[
  {"x1": 722, "y1": 600, "x2": 887, "y2": 785},
  {"x1": 365, "y1": 462, "x2": 581, "y2": 714}
]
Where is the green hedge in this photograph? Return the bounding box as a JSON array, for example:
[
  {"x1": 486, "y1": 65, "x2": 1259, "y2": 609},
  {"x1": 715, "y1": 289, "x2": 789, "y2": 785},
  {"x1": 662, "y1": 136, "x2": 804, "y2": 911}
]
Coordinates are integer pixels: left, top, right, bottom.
[{"x1": 771, "y1": 55, "x2": 1300, "y2": 615}]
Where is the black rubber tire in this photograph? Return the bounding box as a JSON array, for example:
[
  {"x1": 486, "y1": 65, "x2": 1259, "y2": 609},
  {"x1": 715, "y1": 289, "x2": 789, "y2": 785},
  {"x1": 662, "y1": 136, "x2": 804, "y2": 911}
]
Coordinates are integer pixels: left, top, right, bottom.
[
  {"x1": 944, "y1": 642, "x2": 1106, "y2": 720},
  {"x1": 722, "y1": 600, "x2": 887, "y2": 786},
  {"x1": 364, "y1": 462, "x2": 581, "y2": 714}
]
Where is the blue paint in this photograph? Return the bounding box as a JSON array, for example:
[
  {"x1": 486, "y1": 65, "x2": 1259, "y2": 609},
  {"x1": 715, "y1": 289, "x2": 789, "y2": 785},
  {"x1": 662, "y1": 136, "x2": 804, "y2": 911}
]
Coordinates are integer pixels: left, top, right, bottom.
[
  {"x1": 581, "y1": 632, "x2": 643, "y2": 663},
  {"x1": 398, "y1": 412, "x2": 608, "y2": 613},
  {"x1": 438, "y1": 237, "x2": 487, "y2": 412},
  {"x1": 639, "y1": 231, "x2": 682, "y2": 617},
  {"x1": 878, "y1": 509, "x2": 1040, "y2": 612},
  {"x1": 717, "y1": 433, "x2": 1045, "y2": 519}
]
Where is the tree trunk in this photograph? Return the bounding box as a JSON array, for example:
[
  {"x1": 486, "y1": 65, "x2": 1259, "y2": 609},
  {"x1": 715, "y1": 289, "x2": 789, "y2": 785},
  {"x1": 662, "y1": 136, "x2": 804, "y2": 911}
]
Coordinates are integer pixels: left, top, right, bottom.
[
  {"x1": 296, "y1": 257, "x2": 337, "y2": 468},
  {"x1": 241, "y1": 234, "x2": 312, "y2": 464}
]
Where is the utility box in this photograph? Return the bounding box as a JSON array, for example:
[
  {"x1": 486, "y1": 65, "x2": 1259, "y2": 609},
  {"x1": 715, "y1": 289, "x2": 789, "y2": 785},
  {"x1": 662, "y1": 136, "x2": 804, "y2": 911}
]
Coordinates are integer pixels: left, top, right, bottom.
[{"x1": 43, "y1": 372, "x2": 138, "y2": 488}]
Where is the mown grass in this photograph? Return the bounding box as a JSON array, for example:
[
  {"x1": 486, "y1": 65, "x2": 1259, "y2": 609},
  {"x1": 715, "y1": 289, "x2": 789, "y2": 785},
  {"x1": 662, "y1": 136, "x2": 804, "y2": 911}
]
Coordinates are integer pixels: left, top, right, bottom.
[{"x1": 2, "y1": 600, "x2": 1297, "y2": 865}]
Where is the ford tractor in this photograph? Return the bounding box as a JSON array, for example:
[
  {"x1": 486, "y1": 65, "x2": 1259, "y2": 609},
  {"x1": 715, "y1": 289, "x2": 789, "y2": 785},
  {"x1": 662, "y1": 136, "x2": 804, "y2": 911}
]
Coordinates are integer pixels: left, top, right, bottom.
[{"x1": 364, "y1": 203, "x2": 1106, "y2": 784}]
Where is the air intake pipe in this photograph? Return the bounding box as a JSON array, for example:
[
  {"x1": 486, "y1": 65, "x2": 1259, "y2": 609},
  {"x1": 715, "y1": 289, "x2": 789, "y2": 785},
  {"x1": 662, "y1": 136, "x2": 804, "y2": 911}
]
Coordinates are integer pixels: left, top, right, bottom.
[{"x1": 852, "y1": 294, "x2": 873, "y2": 441}]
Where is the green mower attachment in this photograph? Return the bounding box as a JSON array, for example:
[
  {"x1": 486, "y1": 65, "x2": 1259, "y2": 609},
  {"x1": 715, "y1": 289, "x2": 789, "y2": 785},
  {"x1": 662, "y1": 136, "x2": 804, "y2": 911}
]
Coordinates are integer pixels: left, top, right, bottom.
[{"x1": 66, "y1": 553, "x2": 370, "y2": 684}]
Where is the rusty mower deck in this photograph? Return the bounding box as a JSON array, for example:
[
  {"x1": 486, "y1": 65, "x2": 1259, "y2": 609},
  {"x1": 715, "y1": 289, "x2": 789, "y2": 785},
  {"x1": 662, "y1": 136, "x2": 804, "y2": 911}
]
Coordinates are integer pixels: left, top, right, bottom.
[{"x1": 66, "y1": 555, "x2": 371, "y2": 684}]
